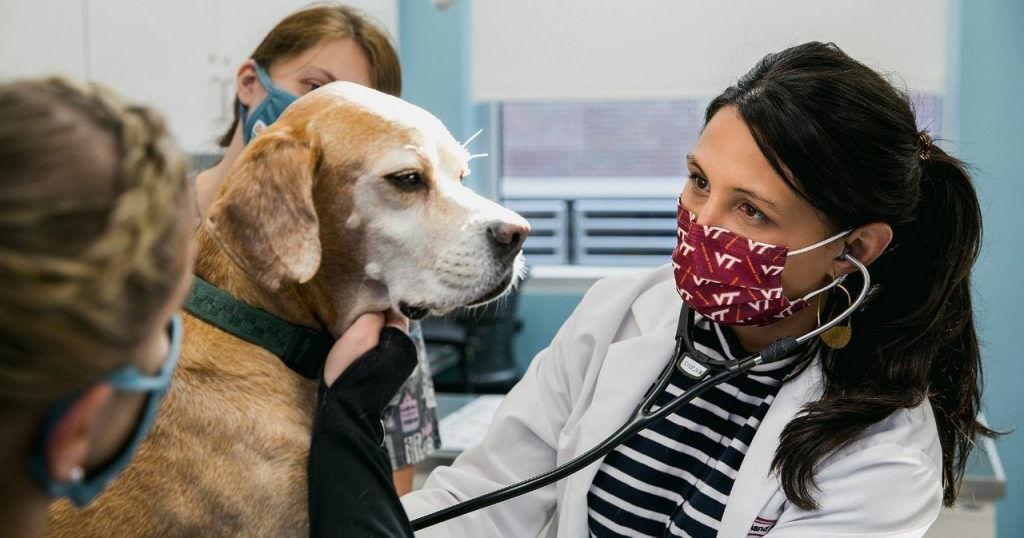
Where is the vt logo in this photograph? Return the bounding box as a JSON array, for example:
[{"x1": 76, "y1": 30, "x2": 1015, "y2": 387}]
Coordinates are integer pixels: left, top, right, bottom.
[
  {"x1": 749, "y1": 300, "x2": 771, "y2": 311},
  {"x1": 702, "y1": 225, "x2": 727, "y2": 239},
  {"x1": 747, "y1": 240, "x2": 773, "y2": 254},
  {"x1": 774, "y1": 308, "x2": 793, "y2": 319},
  {"x1": 714, "y1": 252, "x2": 741, "y2": 269},
  {"x1": 707, "y1": 309, "x2": 729, "y2": 321},
  {"x1": 760, "y1": 265, "x2": 784, "y2": 276},
  {"x1": 712, "y1": 291, "x2": 741, "y2": 305}
]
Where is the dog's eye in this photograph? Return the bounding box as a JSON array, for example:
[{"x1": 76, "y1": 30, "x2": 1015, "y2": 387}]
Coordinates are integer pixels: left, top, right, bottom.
[{"x1": 386, "y1": 171, "x2": 424, "y2": 189}]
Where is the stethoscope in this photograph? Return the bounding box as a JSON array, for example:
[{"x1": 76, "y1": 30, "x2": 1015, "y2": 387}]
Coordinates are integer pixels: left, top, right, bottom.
[{"x1": 411, "y1": 252, "x2": 871, "y2": 531}]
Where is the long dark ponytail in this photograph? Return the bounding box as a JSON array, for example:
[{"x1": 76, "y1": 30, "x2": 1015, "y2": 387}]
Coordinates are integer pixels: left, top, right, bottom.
[{"x1": 705, "y1": 42, "x2": 998, "y2": 510}]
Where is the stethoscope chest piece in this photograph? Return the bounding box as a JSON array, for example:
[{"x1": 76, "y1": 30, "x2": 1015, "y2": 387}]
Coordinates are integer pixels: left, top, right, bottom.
[
  {"x1": 673, "y1": 306, "x2": 737, "y2": 382},
  {"x1": 677, "y1": 353, "x2": 711, "y2": 381}
]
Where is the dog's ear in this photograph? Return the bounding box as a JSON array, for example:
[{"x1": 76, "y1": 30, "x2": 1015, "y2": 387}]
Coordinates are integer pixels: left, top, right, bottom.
[{"x1": 206, "y1": 130, "x2": 321, "y2": 291}]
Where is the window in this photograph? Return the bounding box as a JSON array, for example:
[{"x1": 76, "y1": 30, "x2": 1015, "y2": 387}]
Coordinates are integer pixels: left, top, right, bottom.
[{"x1": 500, "y1": 94, "x2": 942, "y2": 268}]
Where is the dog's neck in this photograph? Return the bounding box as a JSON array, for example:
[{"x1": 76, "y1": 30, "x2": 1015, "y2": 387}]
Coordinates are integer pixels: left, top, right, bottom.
[{"x1": 192, "y1": 228, "x2": 381, "y2": 337}]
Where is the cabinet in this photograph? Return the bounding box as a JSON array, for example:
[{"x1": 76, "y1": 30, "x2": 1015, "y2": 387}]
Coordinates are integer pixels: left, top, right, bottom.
[
  {"x1": 1, "y1": 0, "x2": 397, "y2": 153},
  {"x1": 84, "y1": 0, "x2": 221, "y2": 152}
]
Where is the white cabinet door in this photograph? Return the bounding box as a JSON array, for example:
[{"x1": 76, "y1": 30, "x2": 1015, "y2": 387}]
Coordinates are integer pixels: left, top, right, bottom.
[
  {"x1": 0, "y1": 0, "x2": 88, "y2": 81},
  {"x1": 85, "y1": 0, "x2": 220, "y2": 153},
  {"x1": 29, "y1": 0, "x2": 398, "y2": 153}
]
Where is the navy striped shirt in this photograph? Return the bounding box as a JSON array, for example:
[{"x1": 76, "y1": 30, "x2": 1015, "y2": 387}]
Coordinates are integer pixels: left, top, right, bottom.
[{"x1": 587, "y1": 314, "x2": 808, "y2": 537}]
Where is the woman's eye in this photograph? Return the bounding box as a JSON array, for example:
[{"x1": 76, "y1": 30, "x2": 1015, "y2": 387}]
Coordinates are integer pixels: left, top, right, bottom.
[
  {"x1": 305, "y1": 81, "x2": 324, "y2": 92},
  {"x1": 689, "y1": 174, "x2": 709, "y2": 192},
  {"x1": 386, "y1": 171, "x2": 424, "y2": 189},
  {"x1": 740, "y1": 202, "x2": 766, "y2": 222}
]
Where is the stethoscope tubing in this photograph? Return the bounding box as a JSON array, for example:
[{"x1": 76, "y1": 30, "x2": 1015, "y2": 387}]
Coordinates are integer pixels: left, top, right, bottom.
[
  {"x1": 411, "y1": 252, "x2": 869, "y2": 531},
  {"x1": 410, "y1": 367, "x2": 739, "y2": 530}
]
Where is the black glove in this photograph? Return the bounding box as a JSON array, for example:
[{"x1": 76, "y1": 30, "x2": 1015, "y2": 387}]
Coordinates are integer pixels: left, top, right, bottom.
[
  {"x1": 308, "y1": 327, "x2": 418, "y2": 538},
  {"x1": 313, "y1": 327, "x2": 419, "y2": 442}
]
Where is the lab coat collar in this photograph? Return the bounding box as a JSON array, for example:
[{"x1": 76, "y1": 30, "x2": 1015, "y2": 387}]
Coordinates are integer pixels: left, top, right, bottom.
[
  {"x1": 559, "y1": 274, "x2": 682, "y2": 534},
  {"x1": 717, "y1": 357, "x2": 825, "y2": 537},
  {"x1": 559, "y1": 321, "x2": 679, "y2": 535},
  {"x1": 629, "y1": 276, "x2": 681, "y2": 335}
]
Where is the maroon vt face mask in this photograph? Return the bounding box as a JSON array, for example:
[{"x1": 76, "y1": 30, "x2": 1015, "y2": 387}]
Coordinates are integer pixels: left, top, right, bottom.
[{"x1": 671, "y1": 203, "x2": 849, "y2": 326}]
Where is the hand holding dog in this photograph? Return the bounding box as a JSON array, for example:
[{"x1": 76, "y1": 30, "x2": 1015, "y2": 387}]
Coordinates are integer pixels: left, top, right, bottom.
[
  {"x1": 316, "y1": 309, "x2": 418, "y2": 441},
  {"x1": 323, "y1": 309, "x2": 410, "y2": 387},
  {"x1": 308, "y1": 310, "x2": 418, "y2": 537}
]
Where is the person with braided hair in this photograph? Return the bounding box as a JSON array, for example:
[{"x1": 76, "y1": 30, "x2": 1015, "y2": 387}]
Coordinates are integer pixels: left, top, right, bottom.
[
  {"x1": 0, "y1": 76, "x2": 425, "y2": 537},
  {"x1": 0, "y1": 77, "x2": 194, "y2": 536}
]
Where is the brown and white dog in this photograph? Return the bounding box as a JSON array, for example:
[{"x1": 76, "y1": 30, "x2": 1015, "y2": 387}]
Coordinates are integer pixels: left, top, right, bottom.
[{"x1": 45, "y1": 82, "x2": 529, "y2": 536}]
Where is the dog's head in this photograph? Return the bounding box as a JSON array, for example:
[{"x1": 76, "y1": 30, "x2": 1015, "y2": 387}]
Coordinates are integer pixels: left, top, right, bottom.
[{"x1": 206, "y1": 82, "x2": 529, "y2": 327}]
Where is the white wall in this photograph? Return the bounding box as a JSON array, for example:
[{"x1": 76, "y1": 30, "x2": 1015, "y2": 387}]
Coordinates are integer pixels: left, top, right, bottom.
[
  {"x1": 0, "y1": 0, "x2": 397, "y2": 153},
  {"x1": 0, "y1": 0, "x2": 89, "y2": 80},
  {"x1": 473, "y1": 0, "x2": 947, "y2": 101}
]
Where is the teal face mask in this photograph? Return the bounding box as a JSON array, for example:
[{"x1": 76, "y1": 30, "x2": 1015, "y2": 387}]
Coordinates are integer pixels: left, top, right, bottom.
[
  {"x1": 239, "y1": 63, "x2": 298, "y2": 144},
  {"x1": 28, "y1": 315, "x2": 183, "y2": 507}
]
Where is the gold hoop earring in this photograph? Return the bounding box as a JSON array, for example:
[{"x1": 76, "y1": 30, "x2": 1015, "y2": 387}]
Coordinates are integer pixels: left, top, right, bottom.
[{"x1": 817, "y1": 284, "x2": 852, "y2": 349}]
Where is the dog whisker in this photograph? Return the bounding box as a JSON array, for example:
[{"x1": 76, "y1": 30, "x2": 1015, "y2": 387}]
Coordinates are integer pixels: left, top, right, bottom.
[{"x1": 461, "y1": 128, "x2": 484, "y2": 149}]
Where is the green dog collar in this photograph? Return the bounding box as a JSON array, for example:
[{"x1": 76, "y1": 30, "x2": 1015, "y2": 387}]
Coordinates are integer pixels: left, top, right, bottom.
[{"x1": 184, "y1": 276, "x2": 334, "y2": 380}]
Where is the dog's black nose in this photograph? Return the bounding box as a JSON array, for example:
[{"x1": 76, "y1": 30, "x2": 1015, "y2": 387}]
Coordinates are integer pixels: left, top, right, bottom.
[{"x1": 487, "y1": 220, "x2": 530, "y2": 255}]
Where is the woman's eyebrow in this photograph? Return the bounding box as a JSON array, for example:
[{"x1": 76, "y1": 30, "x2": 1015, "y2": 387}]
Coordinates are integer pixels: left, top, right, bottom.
[
  {"x1": 688, "y1": 154, "x2": 782, "y2": 213},
  {"x1": 304, "y1": 66, "x2": 339, "y2": 81},
  {"x1": 685, "y1": 154, "x2": 705, "y2": 174},
  {"x1": 734, "y1": 187, "x2": 781, "y2": 213}
]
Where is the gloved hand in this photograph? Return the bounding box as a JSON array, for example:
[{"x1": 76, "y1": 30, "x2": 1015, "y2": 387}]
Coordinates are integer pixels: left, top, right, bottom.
[
  {"x1": 323, "y1": 309, "x2": 410, "y2": 386},
  {"x1": 307, "y1": 310, "x2": 419, "y2": 538},
  {"x1": 314, "y1": 310, "x2": 418, "y2": 442}
]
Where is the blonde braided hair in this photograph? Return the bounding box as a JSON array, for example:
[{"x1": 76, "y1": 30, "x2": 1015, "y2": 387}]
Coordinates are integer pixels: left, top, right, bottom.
[{"x1": 0, "y1": 78, "x2": 189, "y2": 407}]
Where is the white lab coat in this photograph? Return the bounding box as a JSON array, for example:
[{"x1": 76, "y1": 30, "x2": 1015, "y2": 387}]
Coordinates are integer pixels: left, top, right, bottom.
[{"x1": 402, "y1": 264, "x2": 943, "y2": 537}]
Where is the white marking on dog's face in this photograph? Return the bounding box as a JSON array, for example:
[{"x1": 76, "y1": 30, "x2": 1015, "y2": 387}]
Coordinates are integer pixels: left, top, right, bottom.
[
  {"x1": 364, "y1": 262, "x2": 382, "y2": 279},
  {"x1": 313, "y1": 82, "x2": 530, "y2": 315}
]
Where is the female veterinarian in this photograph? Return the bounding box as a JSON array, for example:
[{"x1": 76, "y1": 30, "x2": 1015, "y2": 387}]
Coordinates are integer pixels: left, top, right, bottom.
[
  {"x1": 400, "y1": 42, "x2": 996, "y2": 538},
  {"x1": 192, "y1": 3, "x2": 441, "y2": 497},
  {"x1": 0, "y1": 78, "x2": 419, "y2": 536}
]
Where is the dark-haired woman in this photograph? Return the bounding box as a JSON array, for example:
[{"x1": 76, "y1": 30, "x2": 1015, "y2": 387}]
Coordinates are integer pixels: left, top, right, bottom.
[{"x1": 403, "y1": 41, "x2": 994, "y2": 538}]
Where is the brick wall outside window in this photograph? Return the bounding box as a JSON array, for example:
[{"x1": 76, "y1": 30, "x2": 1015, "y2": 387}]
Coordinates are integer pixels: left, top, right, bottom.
[
  {"x1": 501, "y1": 95, "x2": 942, "y2": 180},
  {"x1": 501, "y1": 95, "x2": 943, "y2": 266}
]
